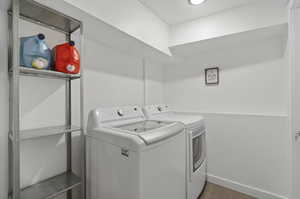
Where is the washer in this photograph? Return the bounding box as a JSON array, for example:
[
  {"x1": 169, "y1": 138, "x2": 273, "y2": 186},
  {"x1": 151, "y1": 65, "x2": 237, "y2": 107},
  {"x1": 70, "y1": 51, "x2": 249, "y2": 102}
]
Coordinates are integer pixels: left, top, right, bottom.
[
  {"x1": 143, "y1": 104, "x2": 207, "y2": 199},
  {"x1": 87, "y1": 106, "x2": 187, "y2": 199}
]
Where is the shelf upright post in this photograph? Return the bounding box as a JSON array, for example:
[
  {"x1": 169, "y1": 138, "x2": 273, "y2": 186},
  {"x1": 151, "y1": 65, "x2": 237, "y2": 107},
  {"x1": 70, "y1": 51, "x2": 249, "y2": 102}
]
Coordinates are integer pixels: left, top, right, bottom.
[
  {"x1": 79, "y1": 23, "x2": 86, "y2": 199},
  {"x1": 65, "y1": 33, "x2": 73, "y2": 199},
  {"x1": 8, "y1": 0, "x2": 21, "y2": 198}
]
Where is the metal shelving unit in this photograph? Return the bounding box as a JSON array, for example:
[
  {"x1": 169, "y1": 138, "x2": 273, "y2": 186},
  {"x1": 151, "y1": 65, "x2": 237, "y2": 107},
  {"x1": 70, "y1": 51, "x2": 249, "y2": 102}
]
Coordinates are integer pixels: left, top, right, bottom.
[{"x1": 8, "y1": 0, "x2": 85, "y2": 199}]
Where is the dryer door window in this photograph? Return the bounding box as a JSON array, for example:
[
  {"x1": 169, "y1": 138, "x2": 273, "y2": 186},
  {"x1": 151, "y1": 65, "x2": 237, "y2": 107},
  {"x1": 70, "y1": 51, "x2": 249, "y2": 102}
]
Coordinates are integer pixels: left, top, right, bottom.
[{"x1": 192, "y1": 132, "x2": 206, "y2": 172}]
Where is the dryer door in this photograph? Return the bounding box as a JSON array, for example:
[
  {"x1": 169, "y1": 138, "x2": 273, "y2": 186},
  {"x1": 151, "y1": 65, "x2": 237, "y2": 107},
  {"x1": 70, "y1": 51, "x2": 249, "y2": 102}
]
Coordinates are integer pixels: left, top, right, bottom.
[{"x1": 191, "y1": 130, "x2": 206, "y2": 172}]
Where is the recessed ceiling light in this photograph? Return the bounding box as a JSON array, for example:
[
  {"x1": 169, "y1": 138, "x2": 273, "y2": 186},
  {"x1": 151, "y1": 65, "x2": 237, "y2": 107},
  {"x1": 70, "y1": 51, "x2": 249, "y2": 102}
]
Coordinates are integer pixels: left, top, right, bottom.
[{"x1": 189, "y1": 0, "x2": 206, "y2": 5}]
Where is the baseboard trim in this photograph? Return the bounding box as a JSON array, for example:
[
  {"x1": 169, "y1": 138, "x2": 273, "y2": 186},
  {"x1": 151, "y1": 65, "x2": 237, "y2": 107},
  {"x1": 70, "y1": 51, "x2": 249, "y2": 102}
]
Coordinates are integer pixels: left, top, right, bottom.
[{"x1": 207, "y1": 174, "x2": 288, "y2": 199}]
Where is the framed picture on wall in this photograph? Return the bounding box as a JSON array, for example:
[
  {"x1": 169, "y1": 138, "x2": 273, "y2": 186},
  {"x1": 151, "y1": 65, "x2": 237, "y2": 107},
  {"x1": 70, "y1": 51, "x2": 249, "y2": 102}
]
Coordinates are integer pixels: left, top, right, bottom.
[{"x1": 205, "y1": 67, "x2": 219, "y2": 85}]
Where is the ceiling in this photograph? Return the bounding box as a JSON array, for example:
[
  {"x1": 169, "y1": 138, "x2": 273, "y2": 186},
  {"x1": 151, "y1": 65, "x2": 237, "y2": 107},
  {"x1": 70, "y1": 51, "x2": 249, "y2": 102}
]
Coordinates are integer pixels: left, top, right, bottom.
[{"x1": 138, "y1": 0, "x2": 281, "y2": 25}]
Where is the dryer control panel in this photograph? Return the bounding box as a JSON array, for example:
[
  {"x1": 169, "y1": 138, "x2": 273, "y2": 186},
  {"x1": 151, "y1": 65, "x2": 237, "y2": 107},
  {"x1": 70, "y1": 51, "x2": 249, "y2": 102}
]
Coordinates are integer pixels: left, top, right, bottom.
[{"x1": 143, "y1": 104, "x2": 170, "y2": 116}]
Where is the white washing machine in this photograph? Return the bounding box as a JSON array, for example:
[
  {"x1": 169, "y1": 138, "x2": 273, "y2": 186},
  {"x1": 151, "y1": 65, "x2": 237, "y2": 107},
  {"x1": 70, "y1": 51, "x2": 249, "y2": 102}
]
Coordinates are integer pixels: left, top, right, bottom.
[
  {"x1": 86, "y1": 106, "x2": 187, "y2": 199},
  {"x1": 143, "y1": 104, "x2": 207, "y2": 199}
]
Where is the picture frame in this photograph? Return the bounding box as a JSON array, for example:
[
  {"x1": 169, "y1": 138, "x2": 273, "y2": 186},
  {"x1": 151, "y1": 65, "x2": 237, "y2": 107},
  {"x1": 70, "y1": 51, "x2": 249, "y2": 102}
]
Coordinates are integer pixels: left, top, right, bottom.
[{"x1": 205, "y1": 67, "x2": 219, "y2": 85}]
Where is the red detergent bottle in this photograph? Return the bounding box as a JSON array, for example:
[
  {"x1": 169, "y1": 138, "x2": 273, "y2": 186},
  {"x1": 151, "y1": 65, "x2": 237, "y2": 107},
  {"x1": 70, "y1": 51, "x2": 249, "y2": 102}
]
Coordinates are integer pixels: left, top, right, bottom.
[{"x1": 53, "y1": 41, "x2": 80, "y2": 74}]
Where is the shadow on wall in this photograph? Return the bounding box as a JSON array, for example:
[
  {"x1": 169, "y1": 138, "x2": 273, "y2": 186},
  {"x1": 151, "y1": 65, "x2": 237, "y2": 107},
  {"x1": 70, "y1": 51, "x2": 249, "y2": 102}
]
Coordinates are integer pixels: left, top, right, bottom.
[
  {"x1": 20, "y1": 134, "x2": 83, "y2": 188},
  {"x1": 167, "y1": 36, "x2": 287, "y2": 81},
  {"x1": 0, "y1": 0, "x2": 9, "y2": 12},
  {"x1": 20, "y1": 135, "x2": 66, "y2": 188},
  {"x1": 84, "y1": 37, "x2": 144, "y2": 79},
  {"x1": 19, "y1": 77, "x2": 65, "y2": 125},
  {"x1": 145, "y1": 61, "x2": 164, "y2": 82}
]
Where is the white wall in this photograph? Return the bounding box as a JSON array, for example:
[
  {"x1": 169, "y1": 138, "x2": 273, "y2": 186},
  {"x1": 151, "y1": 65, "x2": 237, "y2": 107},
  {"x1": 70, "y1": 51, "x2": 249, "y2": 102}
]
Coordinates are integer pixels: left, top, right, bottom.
[
  {"x1": 145, "y1": 61, "x2": 165, "y2": 105},
  {"x1": 288, "y1": 2, "x2": 300, "y2": 199},
  {"x1": 166, "y1": 27, "x2": 288, "y2": 114},
  {"x1": 165, "y1": 58, "x2": 288, "y2": 114},
  {"x1": 62, "y1": 0, "x2": 171, "y2": 55},
  {"x1": 204, "y1": 113, "x2": 289, "y2": 199},
  {"x1": 170, "y1": 0, "x2": 287, "y2": 46},
  {"x1": 0, "y1": 2, "x2": 9, "y2": 199},
  {"x1": 164, "y1": 37, "x2": 290, "y2": 198}
]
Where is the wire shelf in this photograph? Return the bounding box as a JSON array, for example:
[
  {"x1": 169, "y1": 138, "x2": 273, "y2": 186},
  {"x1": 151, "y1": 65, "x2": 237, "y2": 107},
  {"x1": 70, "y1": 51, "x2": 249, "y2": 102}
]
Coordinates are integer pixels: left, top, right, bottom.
[
  {"x1": 20, "y1": 172, "x2": 81, "y2": 199},
  {"x1": 18, "y1": 125, "x2": 81, "y2": 141},
  {"x1": 18, "y1": 67, "x2": 81, "y2": 80}
]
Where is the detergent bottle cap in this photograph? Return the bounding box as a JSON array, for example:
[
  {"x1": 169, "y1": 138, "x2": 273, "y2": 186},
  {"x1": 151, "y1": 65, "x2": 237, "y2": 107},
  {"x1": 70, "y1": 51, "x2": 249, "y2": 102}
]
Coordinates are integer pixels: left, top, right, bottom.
[
  {"x1": 37, "y1": 33, "x2": 45, "y2": 40},
  {"x1": 69, "y1": 41, "x2": 75, "y2": 46}
]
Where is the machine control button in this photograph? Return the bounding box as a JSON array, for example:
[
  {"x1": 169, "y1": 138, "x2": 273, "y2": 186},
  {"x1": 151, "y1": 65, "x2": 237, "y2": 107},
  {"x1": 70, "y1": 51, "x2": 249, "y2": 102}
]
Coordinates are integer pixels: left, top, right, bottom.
[
  {"x1": 157, "y1": 106, "x2": 162, "y2": 112},
  {"x1": 121, "y1": 148, "x2": 129, "y2": 157},
  {"x1": 117, "y1": 109, "x2": 124, "y2": 117}
]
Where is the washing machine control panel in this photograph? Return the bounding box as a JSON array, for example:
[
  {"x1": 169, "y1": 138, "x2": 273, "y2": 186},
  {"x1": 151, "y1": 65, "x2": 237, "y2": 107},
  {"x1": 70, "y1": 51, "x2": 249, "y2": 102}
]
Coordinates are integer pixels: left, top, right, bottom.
[{"x1": 89, "y1": 106, "x2": 145, "y2": 125}]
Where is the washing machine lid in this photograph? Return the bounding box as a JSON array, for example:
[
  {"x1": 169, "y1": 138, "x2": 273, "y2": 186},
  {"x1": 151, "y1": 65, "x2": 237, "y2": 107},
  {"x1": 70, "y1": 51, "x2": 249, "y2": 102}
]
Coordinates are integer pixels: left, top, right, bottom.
[
  {"x1": 87, "y1": 106, "x2": 185, "y2": 146},
  {"x1": 159, "y1": 113, "x2": 205, "y2": 131},
  {"x1": 143, "y1": 105, "x2": 205, "y2": 131},
  {"x1": 117, "y1": 120, "x2": 184, "y2": 145},
  {"x1": 117, "y1": 120, "x2": 171, "y2": 133}
]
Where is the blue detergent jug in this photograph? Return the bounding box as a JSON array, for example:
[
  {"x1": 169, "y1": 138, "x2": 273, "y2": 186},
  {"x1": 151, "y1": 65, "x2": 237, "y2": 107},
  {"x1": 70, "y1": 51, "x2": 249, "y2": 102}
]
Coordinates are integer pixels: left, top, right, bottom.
[{"x1": 20, "y1": 33, "x2": 52, "y2": 70}]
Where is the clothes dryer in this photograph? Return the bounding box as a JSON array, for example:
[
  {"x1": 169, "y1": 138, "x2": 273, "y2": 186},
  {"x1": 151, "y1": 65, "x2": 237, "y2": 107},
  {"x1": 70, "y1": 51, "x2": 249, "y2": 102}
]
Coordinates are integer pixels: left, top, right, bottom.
[{"x1": 143, "y1": 105, "x2": 207, "y2": 199}]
